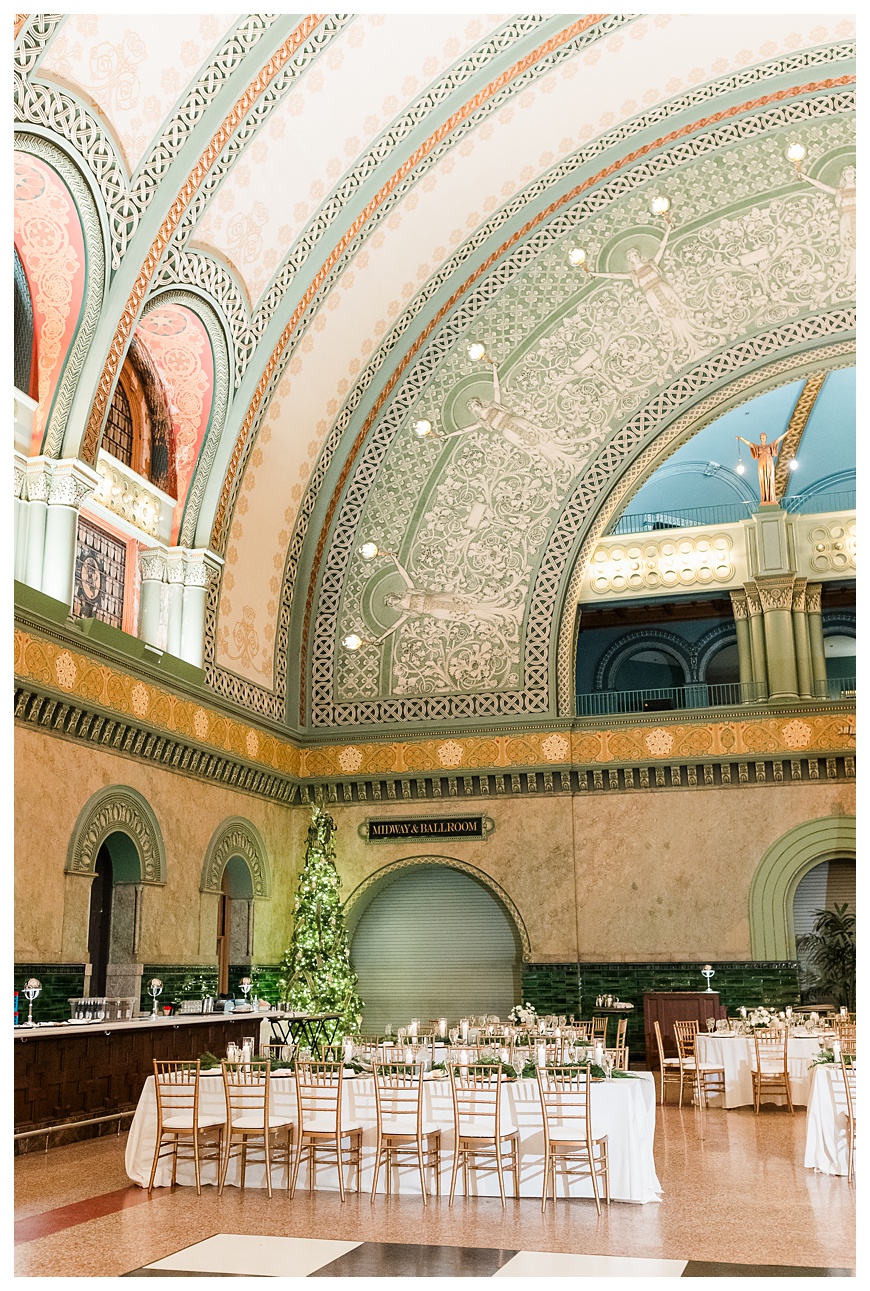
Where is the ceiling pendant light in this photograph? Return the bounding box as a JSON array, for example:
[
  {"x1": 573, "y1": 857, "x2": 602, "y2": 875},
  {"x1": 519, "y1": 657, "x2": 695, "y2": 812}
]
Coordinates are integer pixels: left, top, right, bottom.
[
  {"x1": 467, "y1": 341, "x2": 488, "y2": 362},
  {"x1": 785, "y1": 142, "x2": 807, "y2": 173},
  {"x1": 735, "y1": 436, "x2": 745, "y2": 475},
  {"x1": 649, "y1": 194, "x2": 671, "y2": 220},
  {"x1": 341, "y1": 633, "x2": 365, "y2": 651},
  {"x1": 567, "y1": 246, "x2": 588, "y2": 270},
  {"x1": 357, "y1": 542, "x2": 383, "y2": 561},
  {"x1": 412, "y1": 418, "x2": 435, "y2": 438},
  {"x1": 788, "y1": 457, "x2": 798, "y2": 472}
]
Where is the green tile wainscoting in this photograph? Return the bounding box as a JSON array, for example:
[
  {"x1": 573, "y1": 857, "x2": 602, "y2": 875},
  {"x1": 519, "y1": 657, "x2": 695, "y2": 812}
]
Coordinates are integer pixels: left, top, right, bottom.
[
  {"x1": 137, "y1": 965, "x2": 285, "y2": 1012},
  {"x1": 14, "y1": 965, "x2": 87, "y2": 1023},
  {"x1": 521, "y1": 961, "x2": 801, "y2": 1058}
]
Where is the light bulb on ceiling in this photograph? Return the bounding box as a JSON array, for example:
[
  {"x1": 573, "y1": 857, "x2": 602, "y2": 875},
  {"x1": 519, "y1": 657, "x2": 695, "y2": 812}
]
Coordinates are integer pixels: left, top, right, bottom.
[
  {"x1": 357, "y1": 542, "x2": 380, "y2": 561},
  {"x1": 342, "y1": 633, "x2": 364, "y2": 651},
  {"x1": 412, "y1": 418, "x2": 433, "y2": 438},
  {"x1": 567, "y1": 247, "x2": 587, "y2": 268},
  {"x1": 788, "y1": 458, "x2": 798, "y2": 471},
  {"x1": 735, "y1": 462, "x2": 745, "y2": 475},
  {"x1": 467, "y1": 341, "x2": 487, "y2": 362},
  {"x1": 786, "y1": 142, "x2": 806, "y2": 169},
  {"x1": 649, "y1": 194, "x2": 671, "y2": 218}
]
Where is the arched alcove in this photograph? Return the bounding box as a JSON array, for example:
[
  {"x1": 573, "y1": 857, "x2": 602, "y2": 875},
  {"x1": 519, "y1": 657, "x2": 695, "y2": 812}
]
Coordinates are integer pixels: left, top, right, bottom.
[
  {"x1": 748, "y1": 816, "x2": 856, "y2": 961},
  {"x1": 201, "y1": 819, "x2": 269, "y2": 993},
  {"x1": 346, "y1": 859, "x2": 527, "y2": 1032}
]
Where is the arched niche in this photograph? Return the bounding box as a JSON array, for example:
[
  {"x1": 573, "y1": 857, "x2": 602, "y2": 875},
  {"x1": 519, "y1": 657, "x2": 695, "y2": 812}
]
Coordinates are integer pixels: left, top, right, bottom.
[
  {"x1": 66, "y1": 785, "x2": 166, "y2": 884},
  {"x1": 344, "y1": 855, "x2": 531, "y2": 962},
  {"x1": 201, "y1": 818, "x2": 268, "y2": 992},
  {"x1": 748, "y1": 816, "x2": 856, "y2": 961},
  {"x1": 65, "y1": 786, "x2": 165, "y2": 1003}
]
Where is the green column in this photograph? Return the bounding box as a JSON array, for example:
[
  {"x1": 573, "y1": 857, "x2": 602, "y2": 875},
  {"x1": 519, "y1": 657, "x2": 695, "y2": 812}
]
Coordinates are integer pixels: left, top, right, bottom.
[
  {"x1": 806, "y1": 582, "x2": 827, "y2": 698},
  {"x1": 745, "y1": 582, "x2": 769, "y2": 700},
  {"x1": 730, "y1": 590, "x2": 755, "y2": 701},
  {"x1": 791, "y1": 578, "x2": 814, "y2": 700},
  {"x1": 758, "y1": 576, "x2": 799, "y2": 702}
]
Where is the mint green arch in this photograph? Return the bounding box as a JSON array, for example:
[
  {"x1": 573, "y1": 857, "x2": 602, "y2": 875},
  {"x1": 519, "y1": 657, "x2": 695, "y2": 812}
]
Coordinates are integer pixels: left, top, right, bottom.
[{"x1": 749, "y1": 816, "x2": 856, "y2": 960}]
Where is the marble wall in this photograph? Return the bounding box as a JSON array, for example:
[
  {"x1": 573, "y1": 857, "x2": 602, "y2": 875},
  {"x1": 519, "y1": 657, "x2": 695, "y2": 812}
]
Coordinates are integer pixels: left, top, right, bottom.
[{"x1": 15, "y1": 723, "x2": 854, "y2": 970}]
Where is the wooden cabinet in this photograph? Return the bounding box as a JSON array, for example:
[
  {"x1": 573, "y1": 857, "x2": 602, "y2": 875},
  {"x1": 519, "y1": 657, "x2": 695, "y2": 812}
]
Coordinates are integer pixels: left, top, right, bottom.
[{"x1": 643, "y1": 991, "x2": 726, "y2": 1067}]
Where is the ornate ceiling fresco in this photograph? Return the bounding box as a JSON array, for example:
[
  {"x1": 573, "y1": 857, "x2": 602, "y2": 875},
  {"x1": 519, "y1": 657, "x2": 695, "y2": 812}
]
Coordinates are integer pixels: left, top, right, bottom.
[{"x1": 14, "y1": 13, "x2": 855, "y2": 737}]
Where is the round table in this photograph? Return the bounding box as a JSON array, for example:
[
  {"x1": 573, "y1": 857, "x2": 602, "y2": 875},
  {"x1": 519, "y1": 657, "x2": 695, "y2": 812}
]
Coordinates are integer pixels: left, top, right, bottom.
[
  {"x1": 695, "y1": 1030, "x2": 827, "y2": 1108},
  {"x1": 804, "y1": 1063, "x2": 852, "y2": 1176}
]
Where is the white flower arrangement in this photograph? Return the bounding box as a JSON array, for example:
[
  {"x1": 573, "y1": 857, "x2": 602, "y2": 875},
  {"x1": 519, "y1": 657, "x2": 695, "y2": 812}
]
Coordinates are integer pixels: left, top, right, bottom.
[
  {"x1": 748, "y1": 1006, "x2": 778, "y2": 1028},
  {"x1": 508, "y1": 1001, "x2": 538, "y2": 1025}
]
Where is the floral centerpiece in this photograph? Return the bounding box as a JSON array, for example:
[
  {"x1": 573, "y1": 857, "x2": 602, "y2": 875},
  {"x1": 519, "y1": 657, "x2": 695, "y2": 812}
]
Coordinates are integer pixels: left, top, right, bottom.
[
  {"x1": 811, "y1": 1048, "x2": 855, "y2": 1068},
  {"x1": 746, "y1": 1006, "x2": 779, "y2": 1029},
  {"x1": 508, "y1": 1002, "x2": 538, "y2": 1025}
]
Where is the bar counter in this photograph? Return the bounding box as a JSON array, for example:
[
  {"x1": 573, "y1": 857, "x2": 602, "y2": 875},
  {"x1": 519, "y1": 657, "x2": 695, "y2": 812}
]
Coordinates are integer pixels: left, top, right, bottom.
[{"x1": 14, "y1": 1011, "x2": 274, "y2": 1141}]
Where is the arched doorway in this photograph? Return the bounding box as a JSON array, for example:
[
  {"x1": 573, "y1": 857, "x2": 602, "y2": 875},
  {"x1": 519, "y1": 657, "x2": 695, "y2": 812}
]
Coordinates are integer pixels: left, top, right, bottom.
[
  {"x1": 216, "y1": 855, "x2": 255, "y2": 995},
  {"x1": 348, "y1": 863, "x2": 523, "y2": 1033},
  {"x1": 86, "y1": 827, "x2": 146, "y2": 1001}
]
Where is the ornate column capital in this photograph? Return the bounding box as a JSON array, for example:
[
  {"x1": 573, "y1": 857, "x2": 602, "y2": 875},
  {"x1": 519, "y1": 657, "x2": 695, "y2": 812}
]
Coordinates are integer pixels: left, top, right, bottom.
[
  {"x1": 805, "y1": 582, "x2": 823, "y2": 614},
  {"x1": 47, "y1": 458, "x2": 99, "y2": 509},
  {"x1": 756, "y1": 574, "x2": 796, "y2": 613},
  {"x1": 138, "y1": 546, "x2": 168, "y2": 583},
  {"x1": 23, "y1": 455, "x2": 53, "y2": 504},
  {"x1": 744, "y1": 580, "x2": 763, "y2": 617},
  {"x1": 792, "y1": 576, "x2": 808, "y2": 613},
  {"x1": 14, "y1": 451, "x2": 28, "y2": 500},
  {"x1": 165, "y1": 549, "x2": 187, "y2": 584},
  {"x1": 184, "y1": 548, "x2": 223, "y2": 588},
  {"x1": 730, "y1": 589, "x2": 749, "y2": 621}
]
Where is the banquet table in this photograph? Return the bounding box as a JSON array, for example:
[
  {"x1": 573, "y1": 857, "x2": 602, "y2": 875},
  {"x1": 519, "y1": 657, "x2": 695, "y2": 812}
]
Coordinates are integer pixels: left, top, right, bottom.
[
  {"x1": 695, "y1": 1031, "x2": 827, "y2": 1109},
  {"x1": 125, "y1": 1071, "x2": 661, "y2": 1203},
  {"x1": 804, "y1": 1063, "x2": 852, "y2": 1176}
]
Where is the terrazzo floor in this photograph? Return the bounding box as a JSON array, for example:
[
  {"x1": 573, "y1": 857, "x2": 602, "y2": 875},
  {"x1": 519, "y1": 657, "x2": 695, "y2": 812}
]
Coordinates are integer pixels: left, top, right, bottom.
[{"x1": 15, "y1": 1103, "x2": 855, "y2": 1278}]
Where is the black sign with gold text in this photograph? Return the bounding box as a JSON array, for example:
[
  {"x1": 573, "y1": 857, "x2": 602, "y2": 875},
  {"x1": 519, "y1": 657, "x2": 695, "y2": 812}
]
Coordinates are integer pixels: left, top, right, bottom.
[{"x1": 360, "y1": 815, "x2": 493, "y2": 842}]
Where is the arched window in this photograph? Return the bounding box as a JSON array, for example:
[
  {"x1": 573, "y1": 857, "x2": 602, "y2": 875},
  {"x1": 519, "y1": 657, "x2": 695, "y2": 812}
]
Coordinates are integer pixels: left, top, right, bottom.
[
  {"x1": 703, "y1": 642, "x2": 740, "y2": 686},
  {"x1": 101, "y1": 338, "x2": 177, "y2": 497},
  {"x1": 14, "y1": 247, "x2": 36, "y2": 398},
  {"x1": 612, "y1": 647, "x2": 685, "y2": 693}
]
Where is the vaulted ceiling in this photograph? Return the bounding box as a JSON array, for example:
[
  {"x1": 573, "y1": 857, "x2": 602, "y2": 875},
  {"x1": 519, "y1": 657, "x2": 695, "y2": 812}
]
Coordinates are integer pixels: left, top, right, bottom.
[{"x1": 15, "y1": 13, "x2": 856, "y2": 735}]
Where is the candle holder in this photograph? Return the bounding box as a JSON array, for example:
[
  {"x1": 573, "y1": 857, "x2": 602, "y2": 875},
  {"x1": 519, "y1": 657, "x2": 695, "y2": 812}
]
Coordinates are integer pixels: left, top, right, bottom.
[
  {"x1": 701, "y1": 964, "x2": 715, "y2": 993},
  {"x1": 148, "y1": 978, "x2": 163, "y2": 1017},
  {"x1": 22, "y1": 977, "x2": 41, "y2": 1027}
]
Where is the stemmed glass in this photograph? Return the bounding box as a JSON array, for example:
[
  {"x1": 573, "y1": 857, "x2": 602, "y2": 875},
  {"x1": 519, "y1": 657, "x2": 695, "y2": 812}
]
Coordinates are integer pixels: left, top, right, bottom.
[{"x1": 449, "y1": 1027, "x2": 459, "y2": 1045}]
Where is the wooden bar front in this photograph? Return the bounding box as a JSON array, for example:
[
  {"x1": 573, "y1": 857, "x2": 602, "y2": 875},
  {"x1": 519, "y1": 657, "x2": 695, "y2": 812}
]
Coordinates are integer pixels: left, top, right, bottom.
[
  {"x1": 643, "y1": 991, "x2": 726, "y2": 1067},
  {"x1": 14, "y1": 1014, "x2": 271, "y2": 1141}
]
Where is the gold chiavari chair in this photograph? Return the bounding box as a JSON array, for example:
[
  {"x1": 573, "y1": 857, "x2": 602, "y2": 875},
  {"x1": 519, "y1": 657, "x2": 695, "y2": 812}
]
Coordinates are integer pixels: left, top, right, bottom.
[
  {"x1": 147, "y1": 1060, "x2": 225, "y2": 1195},
  {"x1": 614, "y1": 1017, "x2": 629, "y2": 1071},
  {"x1": 674, "y1": 1019, "x2": 725, "y2": 1108},
  {"x1": 591, "y1": 1017, "x2": 609, "y2": 1046},
  {"x1": 537, "y1": 1064, "x2": 609, "y2": 1215},
  {"x1": 653, "y1": 1019, "x2": 684, "y2": 1105},
  {"x1": 290, "y1": 1060, "x2": 364, "y2": 1201},
  {"x1": 834, "y1": 1022, "x2": 857, "y2": 1054},
  {"x1": 219, "y1": 1059, "x2": 294, "y2": 1197},
  {"x1": 370, "y1": 1060, "x2": 442, "y2": 1204},
  {"x1": 750, "y1": 1029, "x2": 794, "y2": 1114},
  {"x1": 840, "y1": 1053, "x2": 857, "y2": 1183},
  {"x1": 448, "y1": 1062, "x2": 519, "y2": 1208},
  {"x1": 571, "y1": 1021, "x2": 593, "y2": 1041}
]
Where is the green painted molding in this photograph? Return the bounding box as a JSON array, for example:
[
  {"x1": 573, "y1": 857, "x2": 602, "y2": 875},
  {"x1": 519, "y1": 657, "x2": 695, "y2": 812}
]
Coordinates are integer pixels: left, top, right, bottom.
[
  {"x1": 200, "y1": 817, "x2": 271, "y2": 899},
  {"x1": 66, "y1": 784, "x2": 167, "y2": 884},
  {"x1": 748, "y1": 815, "x2": 855, "y2": 960}
]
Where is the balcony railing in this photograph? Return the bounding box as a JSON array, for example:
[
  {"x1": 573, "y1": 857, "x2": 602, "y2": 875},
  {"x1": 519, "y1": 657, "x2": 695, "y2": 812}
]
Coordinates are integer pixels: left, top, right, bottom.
[
  {"x1": 609, "y1": 490, "x2": 856, "y2": 536},
  {"x1": 576, "y1": 678, "x2": 855, "y2": 717}
]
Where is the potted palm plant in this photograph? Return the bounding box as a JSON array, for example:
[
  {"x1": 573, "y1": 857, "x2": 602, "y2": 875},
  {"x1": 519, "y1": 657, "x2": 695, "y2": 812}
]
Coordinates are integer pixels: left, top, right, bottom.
[{"x1": 797, "y1": 903, "x2": 855, "y2": 1011}]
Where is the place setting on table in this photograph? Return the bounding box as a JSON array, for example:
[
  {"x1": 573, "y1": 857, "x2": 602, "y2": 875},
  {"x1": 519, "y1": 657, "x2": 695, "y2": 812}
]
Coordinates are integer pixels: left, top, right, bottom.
[{"x1": 125, "y1": 1007, "x2": 662, "y2": 1207}]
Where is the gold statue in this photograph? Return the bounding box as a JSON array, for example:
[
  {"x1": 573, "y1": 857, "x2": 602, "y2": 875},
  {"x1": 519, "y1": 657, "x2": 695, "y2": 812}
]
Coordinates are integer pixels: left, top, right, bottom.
[{"x1": 736, "y1": 431, "x2": 787, "y2": 506}]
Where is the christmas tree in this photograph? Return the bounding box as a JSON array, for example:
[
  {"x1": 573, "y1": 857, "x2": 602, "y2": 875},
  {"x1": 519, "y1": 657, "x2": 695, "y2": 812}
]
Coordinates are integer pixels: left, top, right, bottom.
[{"x1": 278, "y1": 803, "x2": 363, "y2": 1038}]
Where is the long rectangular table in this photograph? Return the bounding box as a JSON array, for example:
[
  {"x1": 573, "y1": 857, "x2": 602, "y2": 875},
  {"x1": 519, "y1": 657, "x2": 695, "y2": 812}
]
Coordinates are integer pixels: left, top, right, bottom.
[
  {"x1": 694, "y1": 1031, "x2": 826, "y2": 1108},
  {"x1": 126, "y1": 1071, "x2": 661, "y2": 1204}
]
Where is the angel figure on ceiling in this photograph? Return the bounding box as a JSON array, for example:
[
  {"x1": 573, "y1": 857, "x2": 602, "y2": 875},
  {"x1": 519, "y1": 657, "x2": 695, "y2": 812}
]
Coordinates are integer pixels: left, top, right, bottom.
[
  {"x1": 568, "y1": 198, "x2": 711, "y2": 360},
  {"x1": 343, "y1": 548, "x2": 521, "y2": 650},
  {"x1": 788, "y1": 148, "x2": 856, "y2": 280},
  {"x1": 415, "y1": 357, "x2": 590, "y2": 470}
]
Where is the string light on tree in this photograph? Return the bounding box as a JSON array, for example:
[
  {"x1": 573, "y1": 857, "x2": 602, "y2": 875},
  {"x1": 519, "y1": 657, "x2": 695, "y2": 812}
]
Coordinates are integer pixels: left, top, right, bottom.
[{"x1": 277, "y1": 804, "x2": 363, "y2": 1041}]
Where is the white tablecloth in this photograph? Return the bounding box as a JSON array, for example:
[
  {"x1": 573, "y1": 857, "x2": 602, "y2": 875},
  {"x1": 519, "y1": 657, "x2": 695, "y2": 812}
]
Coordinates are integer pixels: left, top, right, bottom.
[
  {"x1": 804, "y1": 1064, "x2": 852, "y2": 1176},
  {"x1": 695, "y1": 1032, "x2": 825, "y2": 1108},
  {"x1": 125, "y1": 1072, "x2": 661, "y2": 1203}
]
